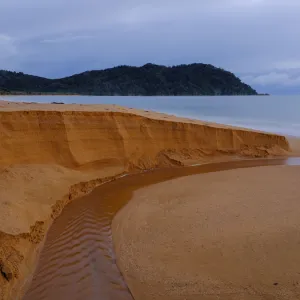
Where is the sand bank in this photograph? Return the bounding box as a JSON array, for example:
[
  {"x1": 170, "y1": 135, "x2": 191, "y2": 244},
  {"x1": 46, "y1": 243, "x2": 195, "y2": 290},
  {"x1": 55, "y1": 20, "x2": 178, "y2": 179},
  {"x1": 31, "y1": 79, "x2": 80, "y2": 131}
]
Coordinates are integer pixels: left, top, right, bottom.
[
  {"x1": 113, "y1": 166, "x2": 300, "y2": 300},
  {"x1": 0, "y1": 100, "x2": 293, "y2": 299}
]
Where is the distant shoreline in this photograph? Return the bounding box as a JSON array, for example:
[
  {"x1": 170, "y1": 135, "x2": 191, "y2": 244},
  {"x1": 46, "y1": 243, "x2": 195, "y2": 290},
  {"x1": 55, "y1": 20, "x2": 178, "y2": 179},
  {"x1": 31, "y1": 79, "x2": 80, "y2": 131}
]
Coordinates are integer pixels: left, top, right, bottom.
[
  {"x1": 0, "y1": 93, "x2": 270, "y2": 96},
  {"x1": 0, "y1": 93, "x2": 79, "y2": 96}
]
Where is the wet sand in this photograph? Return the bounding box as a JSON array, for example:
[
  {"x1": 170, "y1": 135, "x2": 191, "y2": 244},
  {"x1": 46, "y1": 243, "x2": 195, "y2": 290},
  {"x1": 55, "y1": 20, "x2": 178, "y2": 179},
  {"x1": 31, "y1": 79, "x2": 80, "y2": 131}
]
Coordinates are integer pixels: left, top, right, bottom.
[
  {"x1": 114, "y1": 164, "x2": 300, "y2": 300},
  {"x1": 23, "y1": 158, "x2": 300, "y2": 300}
]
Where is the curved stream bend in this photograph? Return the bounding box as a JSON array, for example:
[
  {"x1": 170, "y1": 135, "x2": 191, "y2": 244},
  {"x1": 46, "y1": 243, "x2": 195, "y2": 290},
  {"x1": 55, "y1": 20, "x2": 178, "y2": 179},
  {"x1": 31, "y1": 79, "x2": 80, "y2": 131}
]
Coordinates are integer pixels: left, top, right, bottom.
[{"x1": 23, "y1": 157, "x2": 300, "y2": 300}]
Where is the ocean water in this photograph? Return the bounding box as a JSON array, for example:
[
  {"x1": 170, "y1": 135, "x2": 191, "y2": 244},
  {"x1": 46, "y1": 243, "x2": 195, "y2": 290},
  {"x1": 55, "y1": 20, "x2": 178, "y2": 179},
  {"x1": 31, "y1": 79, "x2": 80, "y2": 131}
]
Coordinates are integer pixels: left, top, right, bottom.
[{"x1": 2, "y1": 95, "x2": 300, "y2": 137}]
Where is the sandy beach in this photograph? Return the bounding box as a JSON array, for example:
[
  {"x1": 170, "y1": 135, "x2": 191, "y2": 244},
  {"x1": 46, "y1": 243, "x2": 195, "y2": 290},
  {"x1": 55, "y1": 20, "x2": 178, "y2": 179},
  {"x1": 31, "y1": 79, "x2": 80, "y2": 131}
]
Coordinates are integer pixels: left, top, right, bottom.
[
  {"x1": 113, "y1": 166, "x2": 300, "y2": 300},
  {"x1": 0, "y1": 100, "x2": 297, "y2": 300}
]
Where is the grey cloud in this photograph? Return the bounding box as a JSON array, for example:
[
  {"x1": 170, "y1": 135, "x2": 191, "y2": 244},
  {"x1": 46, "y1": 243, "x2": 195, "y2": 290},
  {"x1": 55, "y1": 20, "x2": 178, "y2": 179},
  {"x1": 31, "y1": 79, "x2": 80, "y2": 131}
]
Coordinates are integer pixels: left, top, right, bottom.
[
  {"x1": 241, "y1": 68, "x2": 300, "y2": 94},
  {"x1": 242, "y1": 71, "x2": 300, "y2": 86},
  {"x1": 0, "y1": 34, "x2": 18, "y2": 69},
  {"x1": 0, "y1": 35, "x2": 16, "y2": 55},
  {"x1": 41, "y1": 35, "x2": 95, "y2": 44}
]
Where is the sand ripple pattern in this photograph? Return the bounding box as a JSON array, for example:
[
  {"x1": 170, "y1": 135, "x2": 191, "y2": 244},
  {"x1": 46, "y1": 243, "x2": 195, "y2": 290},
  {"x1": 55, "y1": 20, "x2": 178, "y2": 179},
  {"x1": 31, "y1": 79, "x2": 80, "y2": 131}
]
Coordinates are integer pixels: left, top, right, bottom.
[
  {"x1": 23, "y1": 190, "x2": 133, "y2": 300},
  {"x1": 23, "y1": 157, "x2": 300, "y2": 300}
]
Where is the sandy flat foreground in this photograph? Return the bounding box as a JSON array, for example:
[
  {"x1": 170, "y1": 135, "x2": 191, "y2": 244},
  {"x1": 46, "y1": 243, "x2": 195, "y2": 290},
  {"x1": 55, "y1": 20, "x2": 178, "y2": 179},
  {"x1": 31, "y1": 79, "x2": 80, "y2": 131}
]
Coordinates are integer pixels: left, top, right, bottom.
[{"x1": 113, "y1": 165, "x2": 300, "y2": 300}]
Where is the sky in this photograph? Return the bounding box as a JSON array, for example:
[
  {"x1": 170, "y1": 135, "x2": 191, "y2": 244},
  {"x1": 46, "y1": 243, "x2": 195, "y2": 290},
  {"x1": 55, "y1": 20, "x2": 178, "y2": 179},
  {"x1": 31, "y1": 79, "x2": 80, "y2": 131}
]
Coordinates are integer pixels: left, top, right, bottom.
[{"x1": 0, "y1": 0, "x2": 300, "y2": 95}]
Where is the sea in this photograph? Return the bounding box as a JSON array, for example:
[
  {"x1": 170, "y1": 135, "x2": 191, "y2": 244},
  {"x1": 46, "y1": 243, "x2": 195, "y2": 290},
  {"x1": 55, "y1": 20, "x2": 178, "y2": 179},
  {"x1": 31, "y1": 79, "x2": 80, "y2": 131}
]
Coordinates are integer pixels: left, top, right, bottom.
[{"x1": 2, "y1": 95, "x2": 300, "y2": 137}]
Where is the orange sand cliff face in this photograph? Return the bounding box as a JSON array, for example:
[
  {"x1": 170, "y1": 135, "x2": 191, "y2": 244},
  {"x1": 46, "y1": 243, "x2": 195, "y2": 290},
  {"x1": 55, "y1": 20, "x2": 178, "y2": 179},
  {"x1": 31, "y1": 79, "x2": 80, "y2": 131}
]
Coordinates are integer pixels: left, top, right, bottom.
[{"x1": 0, "y1": 101, "x2": 291, "y2": 300}]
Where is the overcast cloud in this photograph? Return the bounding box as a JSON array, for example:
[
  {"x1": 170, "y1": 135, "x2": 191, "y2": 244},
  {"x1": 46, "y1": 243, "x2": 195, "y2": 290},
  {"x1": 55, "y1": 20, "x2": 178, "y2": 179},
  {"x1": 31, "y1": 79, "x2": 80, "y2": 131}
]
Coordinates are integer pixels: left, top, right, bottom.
[{"x1": 1, "y1": 0, "x2": 300, "y2": 94}]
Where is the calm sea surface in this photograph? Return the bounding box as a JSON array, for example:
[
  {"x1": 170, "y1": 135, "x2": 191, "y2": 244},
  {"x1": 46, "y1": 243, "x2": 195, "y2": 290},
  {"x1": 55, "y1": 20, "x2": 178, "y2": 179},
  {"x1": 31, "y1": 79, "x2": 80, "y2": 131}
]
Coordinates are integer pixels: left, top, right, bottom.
[{"x1": 2, "y1": 95, "x2": 300, "y2": 137}]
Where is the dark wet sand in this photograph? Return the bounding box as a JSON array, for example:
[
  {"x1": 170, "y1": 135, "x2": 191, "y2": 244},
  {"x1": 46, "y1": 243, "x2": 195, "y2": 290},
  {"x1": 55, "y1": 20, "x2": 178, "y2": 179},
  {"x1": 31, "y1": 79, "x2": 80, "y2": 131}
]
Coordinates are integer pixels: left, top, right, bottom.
[{"x1": 23, "y1": 157, "x2": 300, "y2": 300}]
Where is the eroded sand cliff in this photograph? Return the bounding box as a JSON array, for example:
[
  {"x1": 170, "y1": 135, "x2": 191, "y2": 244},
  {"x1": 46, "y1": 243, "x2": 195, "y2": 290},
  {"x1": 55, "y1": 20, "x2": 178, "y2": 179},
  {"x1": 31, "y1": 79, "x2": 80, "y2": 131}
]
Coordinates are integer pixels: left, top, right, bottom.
[{"x1": 0, "y1": 101, "x2": 291, "y2": 299}]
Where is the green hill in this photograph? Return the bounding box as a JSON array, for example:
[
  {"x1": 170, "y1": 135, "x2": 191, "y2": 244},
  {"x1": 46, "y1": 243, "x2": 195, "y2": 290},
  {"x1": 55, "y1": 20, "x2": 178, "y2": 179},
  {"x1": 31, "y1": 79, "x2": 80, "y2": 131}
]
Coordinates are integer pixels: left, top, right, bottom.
[{"x1": 0, "y1": 63, "x2": 257, "y2": 96}]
